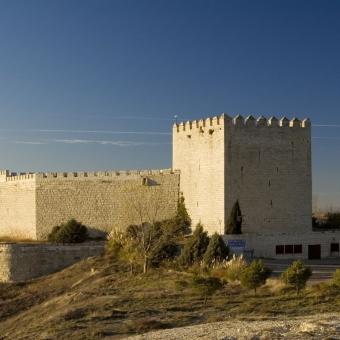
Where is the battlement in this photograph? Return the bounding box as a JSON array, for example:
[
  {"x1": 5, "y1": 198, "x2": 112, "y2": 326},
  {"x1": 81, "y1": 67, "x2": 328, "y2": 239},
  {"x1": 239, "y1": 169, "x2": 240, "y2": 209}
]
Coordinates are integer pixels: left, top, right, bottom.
[
  {"x1": 173, "y1": 114, "x2": 311, "y2": 132},
  {"x1": 35, "y1": 169, "x2": 179, "y2": 180},
  {"x1": 0, "y1": 169, "x2": 179, "y2": 182},
  {"x1": 6, "y1": 174, "x2": 35, "y2": 181}
]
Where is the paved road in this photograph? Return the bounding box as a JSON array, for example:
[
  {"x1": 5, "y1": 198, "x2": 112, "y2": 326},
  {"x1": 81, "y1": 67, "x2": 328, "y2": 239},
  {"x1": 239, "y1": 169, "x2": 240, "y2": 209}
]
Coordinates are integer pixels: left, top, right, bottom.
[{"x1": 262, "y1": 258, "x2": 340, "y2": 282}]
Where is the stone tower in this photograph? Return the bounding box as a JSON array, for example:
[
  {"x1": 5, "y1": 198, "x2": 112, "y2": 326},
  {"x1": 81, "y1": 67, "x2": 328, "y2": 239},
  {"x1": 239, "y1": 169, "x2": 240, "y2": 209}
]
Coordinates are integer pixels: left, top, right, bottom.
[{"x1": 172, "y1": 114, "x2": 312, "y2": 235}]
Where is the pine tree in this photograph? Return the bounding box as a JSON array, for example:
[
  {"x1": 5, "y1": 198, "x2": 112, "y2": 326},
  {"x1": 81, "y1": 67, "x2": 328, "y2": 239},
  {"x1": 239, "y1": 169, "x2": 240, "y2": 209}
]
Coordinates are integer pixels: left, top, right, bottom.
[
  {"x1": 225, "y1": 200, "x2": 242, "y2": 234},
  {"x1": 203, "y1": 233, "x2": 229, "y2": 266},
  {"x1": 281, "y1": 260, "x2": 312, "y2": 294},
  {"x1": 179, "y1": 223, "x2": 209, "y2": 267},
  {"x1": 240, "y1": 259, "x2": 271, "y2": 294}
]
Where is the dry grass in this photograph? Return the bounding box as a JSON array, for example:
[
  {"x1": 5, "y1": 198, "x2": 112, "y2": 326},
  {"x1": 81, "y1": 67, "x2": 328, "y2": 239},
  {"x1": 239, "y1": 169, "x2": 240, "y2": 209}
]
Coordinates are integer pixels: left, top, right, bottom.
[
  {"x1": 0, "y1": 255, "x2": 339, "y2": 339},
  {"x1": 0, "y1": 236, "x2": 39, "y2": 243}
]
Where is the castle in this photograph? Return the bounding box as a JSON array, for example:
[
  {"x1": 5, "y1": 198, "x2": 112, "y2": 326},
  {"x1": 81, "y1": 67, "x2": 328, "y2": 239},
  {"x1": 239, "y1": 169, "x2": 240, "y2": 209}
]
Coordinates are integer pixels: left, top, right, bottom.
[{"x1": 0, "y1": 114, "x2": 339, "y2": 260}]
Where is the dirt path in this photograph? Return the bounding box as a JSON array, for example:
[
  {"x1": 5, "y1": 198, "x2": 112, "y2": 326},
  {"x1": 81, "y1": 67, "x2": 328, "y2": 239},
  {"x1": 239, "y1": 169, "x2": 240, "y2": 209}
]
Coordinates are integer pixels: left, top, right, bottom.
[{"x1": 129, "y1": 313, "x2": 340, "y2": 339}]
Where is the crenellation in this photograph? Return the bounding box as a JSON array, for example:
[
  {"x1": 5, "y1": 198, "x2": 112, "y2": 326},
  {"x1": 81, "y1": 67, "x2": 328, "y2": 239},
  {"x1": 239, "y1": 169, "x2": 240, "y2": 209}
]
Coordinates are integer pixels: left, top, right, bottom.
[
  {"x1": 233, "y1": 114, "x2": 244, "y2": 127},
  {"x1": 279, "y1": 117, "x2": 290, "y2": 127},
  {"x1": 302, "y1": 118, "x2": 311, "y2": 128},
  {"x1": 289, "y1": 117, "x2": 301, "y2": 128},
  {"x1": 245, "y1": 115, "x2": 256, "y2": 126},
  {"x1": 257, "y1": 116, "x2": 267, "y2": 127},
  {"x1": 268, "y1": 116, "x2": 279, "y2": 127},
  {"x1": 175, "y1": 115, "x2": 311, "y2": 130}
]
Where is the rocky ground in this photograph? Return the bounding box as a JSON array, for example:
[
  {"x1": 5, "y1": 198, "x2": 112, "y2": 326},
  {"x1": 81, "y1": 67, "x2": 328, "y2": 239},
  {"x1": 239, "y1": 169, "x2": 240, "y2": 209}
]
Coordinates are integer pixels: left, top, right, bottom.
[{"x1": 131, "y1": 313, "x2": 340, "y2": 339}]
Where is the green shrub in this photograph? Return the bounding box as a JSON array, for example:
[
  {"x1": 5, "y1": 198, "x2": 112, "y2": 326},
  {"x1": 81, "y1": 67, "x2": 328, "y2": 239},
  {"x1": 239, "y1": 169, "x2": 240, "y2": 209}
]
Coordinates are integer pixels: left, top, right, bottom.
[
  {"x1": 189, "y1": 275, "x2": 223, "y2": 305},
  {"x1": 331, "y1": 269, "x2": 340, "y2": 288},
  {"x1": 48, "y1": 219, "x2": 88, "y2": 243},
  {"x1": 212, "y1": 254, "x2": 247, "y2": 283},
  {"x1": 178, "y1": 224, "x2": 209, "y2": 267},
  {"x1": 281, "y1": 260, "x2": 312, "y2": 294},
  {"x1": 240, "y1": 259, "x2": 271, "y2": 294},
  {"x1": 225, "y1": 200, "x2": 242, "y2": 234},
  {"x1": 150, "y1": 236, "x2": 179, "y2": 267},
  {"x1": 203, "y1": 233, "x2": 229, "y2": 267}
]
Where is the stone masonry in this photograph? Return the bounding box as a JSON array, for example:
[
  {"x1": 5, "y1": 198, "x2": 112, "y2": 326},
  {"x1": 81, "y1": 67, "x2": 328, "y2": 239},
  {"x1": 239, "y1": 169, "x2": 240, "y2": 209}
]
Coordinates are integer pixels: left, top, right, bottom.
[
  {"x1": 0, "y1": 242, "x2": 104, "y2": 282},
  {"x1": 0, "y1": 170, "x2": 179, "y2": 240},
  {"x1": 173, "y1": 114, "x2": 312, "y2": 235}
]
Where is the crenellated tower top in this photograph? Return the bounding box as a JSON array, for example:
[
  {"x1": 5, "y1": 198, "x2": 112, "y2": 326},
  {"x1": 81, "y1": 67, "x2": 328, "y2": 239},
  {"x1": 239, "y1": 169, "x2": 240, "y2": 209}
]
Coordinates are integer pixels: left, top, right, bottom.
[{"x1": 173, "y1": 114, "x2": 311, "y2": 132}]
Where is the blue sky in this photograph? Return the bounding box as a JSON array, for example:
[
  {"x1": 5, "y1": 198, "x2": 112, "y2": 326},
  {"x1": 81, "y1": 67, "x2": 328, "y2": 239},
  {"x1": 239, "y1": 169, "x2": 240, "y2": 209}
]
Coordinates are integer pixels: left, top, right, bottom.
[{"x1": 0, "y1": 0, "x2": 339, "y2": 209}]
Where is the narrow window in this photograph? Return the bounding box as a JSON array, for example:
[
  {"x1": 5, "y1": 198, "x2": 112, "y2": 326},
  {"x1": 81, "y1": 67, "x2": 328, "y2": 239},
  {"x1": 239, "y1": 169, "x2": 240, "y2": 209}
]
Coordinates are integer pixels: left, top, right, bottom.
[
  {"x1": 276, "y1": 245, "x2": 284, "y2": 254},
  {"x1": 285, "y1": 245, "x2": 294, "y2": 254},
  {"x1": 270, "y1": 200, "x2": 273, "y2": 207},
  {"x1": 241, "y1": 166, "x2": 244, "y2": 173},
  {"x1": 276, "y1": 167, "x2": 279, "y2": 173},
  {"x1": 331, "y1": 243, "x2": 339, "y2": 252},
  {"x1": 294, "y1": 245, "x2": 302, "y2": 254},
  {"x1": 268, "y1": 180, "x2": 271, "y2": 187}
]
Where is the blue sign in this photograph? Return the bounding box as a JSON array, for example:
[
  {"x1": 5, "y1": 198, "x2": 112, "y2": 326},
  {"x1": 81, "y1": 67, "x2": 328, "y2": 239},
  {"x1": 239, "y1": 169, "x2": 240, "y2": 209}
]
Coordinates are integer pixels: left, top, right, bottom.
[{"x1": 228, "y1": 239, "x2": 246, "y2": 249}]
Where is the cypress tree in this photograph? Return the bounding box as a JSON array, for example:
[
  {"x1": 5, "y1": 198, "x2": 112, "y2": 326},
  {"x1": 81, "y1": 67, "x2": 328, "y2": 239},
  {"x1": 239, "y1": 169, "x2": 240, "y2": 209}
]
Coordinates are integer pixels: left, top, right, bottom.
[{"x1": 225, "y1": 200, "x2": 242, "y2": 234}]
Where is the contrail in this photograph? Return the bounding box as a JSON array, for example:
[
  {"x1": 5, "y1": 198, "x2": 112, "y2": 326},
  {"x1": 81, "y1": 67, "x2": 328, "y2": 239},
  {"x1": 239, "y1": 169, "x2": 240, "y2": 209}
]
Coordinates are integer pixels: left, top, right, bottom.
[
  {"x1": 0, "y1": 128, "x2": 171, "y2": 135},
  {"x1": 11, "y1": 139, "x2": 170, "y2": 147},
  {"x1": 312, "y1": 137, "x2": 340, "y2": 140},
  {"x1": 313, "y1": 124, "x2": 340, "y2": 128}
]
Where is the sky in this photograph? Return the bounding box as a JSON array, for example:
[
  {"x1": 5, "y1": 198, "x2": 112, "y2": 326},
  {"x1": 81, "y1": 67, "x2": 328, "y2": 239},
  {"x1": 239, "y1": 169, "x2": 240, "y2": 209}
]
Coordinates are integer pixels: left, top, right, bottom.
[{"x1": 0, "y1": 0, "x2": 339, "y2": 210}]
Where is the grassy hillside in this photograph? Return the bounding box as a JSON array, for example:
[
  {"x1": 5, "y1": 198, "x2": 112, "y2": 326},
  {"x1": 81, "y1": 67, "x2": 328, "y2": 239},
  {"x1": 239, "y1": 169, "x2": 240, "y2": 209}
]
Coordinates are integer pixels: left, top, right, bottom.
[{"x1": 0, "y1": 255, "x2": 339, "y2": 339}]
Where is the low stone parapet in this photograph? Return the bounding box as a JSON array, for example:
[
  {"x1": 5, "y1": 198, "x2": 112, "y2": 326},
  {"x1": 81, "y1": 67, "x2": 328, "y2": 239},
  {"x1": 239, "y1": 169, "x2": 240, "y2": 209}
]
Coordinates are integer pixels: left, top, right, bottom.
[{"x1": 0, "y1": 242, "x2": 105, "y2": 282}]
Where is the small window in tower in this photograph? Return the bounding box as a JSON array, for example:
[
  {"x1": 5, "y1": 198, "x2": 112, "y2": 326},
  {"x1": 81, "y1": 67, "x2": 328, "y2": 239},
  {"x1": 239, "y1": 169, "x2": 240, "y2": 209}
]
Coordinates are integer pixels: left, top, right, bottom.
[
  {"x1": 268, "y1": 180, "x2": 271, "y2": 187},
  {"x1": 241, "y1": 166, "x2": 244, "y2": 172},
  {"x1": 294, "y1": 244, "x2": 303, "y2": 254},
  {"x1": 285, "y1": 245, "x2": 294, "y2": 254},
  {"x1": 276, "y1": 245, "x2": 284, "y2": 254},
  {"x1": 331, "y1": 243, "x2": 339, "y2": 252},
  {"x1": 270, "y1": 200, "x2": 273, "y2": 207},
  {"x1": 276, "y1": 167, "x2": 279, "y2": 173}
]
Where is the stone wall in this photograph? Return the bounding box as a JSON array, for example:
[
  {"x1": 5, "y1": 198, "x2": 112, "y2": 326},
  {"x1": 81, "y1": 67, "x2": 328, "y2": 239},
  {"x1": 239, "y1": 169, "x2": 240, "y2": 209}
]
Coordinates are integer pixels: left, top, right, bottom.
[
  {"x1": 226, "y1": 115, "x2": 312, "y2": 234},
  {"x1": 35, "y1": 170, "x2": 179, "y2": 239},
  {"x1": 0, "y1": 242, "x2": 105, "y2": 282},
  {"x1": 223, "y1": 231, "x2": 340, "y2": 259},
  {"x1": 0, "y1": 169, "x2": 180, "y2": 240},
  {"x1": 173, "y1": 117, "x2": 225, "y2": 234},
  {"x1": 0, "y1": 174, "x2": 36, "y2": 239},
  {"x1": 173, "y1": 114, "x2": 312, "y2": 235}
]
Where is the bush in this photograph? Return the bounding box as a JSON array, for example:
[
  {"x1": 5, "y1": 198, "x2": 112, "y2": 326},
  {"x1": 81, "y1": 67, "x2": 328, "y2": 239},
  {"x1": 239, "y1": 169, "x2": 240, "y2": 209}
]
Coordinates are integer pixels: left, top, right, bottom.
[
  {"x1": 212, "y1": 254, "x2": 247, "y2": 283},
  {"x1": 281, "y1": 260, "x2": 312, "y2": 294},
  {"x1": 189, "y1": 275, "x2": 223, "y2": 305},
  {"x1": 48, "y1": 219, "x2": 88, "y2": 243},
  {"x1": 203, "y1": 233, "x2": 229, "y2": 267},
  {"x1": 225, "y1": 200, "x2": 242, "y2": 234},
  {"x1": 178, "y1": 224, "x2": 210, "y2": 267},
  {"x1": 106, "y1": 228, "x2": 125, "y2": 258},
  {"x1": 331, "y1": 269, "x2": 340, "y2": 288},
  {"x1": 150, "y1": 237, "x2": 179, "y2": 267},
  {"x1": 240, "y1": 259, "x2": 271, "y2": 294}
]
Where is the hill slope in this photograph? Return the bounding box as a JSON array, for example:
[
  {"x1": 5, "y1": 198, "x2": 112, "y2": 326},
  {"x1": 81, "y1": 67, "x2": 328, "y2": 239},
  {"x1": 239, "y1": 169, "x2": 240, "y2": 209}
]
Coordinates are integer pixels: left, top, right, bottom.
[{"x1": 0, "y1": 255, "x2": 339, "y2": 339}]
